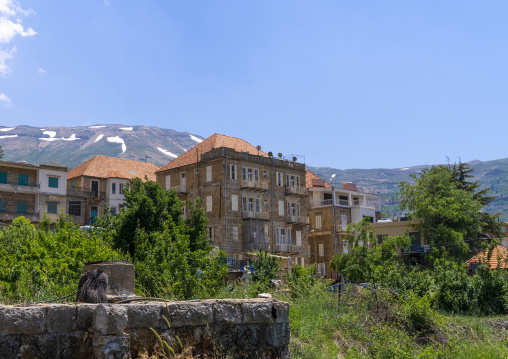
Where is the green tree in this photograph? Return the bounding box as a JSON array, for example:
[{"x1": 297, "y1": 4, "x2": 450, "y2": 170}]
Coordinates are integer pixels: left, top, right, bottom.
[
  {"x1": 330, "y1": 217, "x2": 409, "y2": 284},
  {"x1": 95, "y1": 178, "x2": 227, "y2": 299},
  {"x1": 398, "y1": 166, "x2": 483, "y2": 259},
  {"x1": 251, "y1": 249, "x2": 281, "y2": 285},
  {"x1": 452, "y1": 162, "x2": 501, "y2": 240}
]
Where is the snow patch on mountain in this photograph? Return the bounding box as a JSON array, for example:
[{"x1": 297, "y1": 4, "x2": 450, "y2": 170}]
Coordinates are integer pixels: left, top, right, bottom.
[
  {"x1": 62, "y1": 134, "x2": 80, "y2": 141},
  {"x1": 190, "y1": 135, "x2": 202, "y2": 143},
  {"x1": 157, "y1": 147, "x2": 178, "y2": 158},
  {"x1": 0, "y1": 127, "x2": 15, "y2": 132},
  {"x1": 107, "y1": 136, "x2": 127, "y2": 153},
  {"x1": 39, "y1": 131, "x2": 81, "y2": 142},
  {"x1": 0, "y1": 135, "x2": 17, "y2": 139},
  {"x1": 89, "y1": 125, "x2": 106, "y2": 128},
  {"x1": 95, "y1": 134, "x2": 104, "y2": 143},
  {"x1": 120, "y1": 127, "x2": 133, "y2": 131}
]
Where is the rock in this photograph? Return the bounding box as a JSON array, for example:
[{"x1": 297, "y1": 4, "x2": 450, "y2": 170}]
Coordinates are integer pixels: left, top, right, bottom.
[
  {"x1": 258, "y1": 293, "x2": 272, "y2": 299},
  {"x1": 93, "y1": 305, "x2": 128, "y2": 335}
]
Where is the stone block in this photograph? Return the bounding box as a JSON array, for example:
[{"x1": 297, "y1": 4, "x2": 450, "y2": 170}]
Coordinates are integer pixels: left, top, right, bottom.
[
  {"x1": 93, "y1": 305, "x2": 128, "y2": 335},
  {"x1": 76, "y1": 304, "x2": 98, "y2": 331},
  {"x1": 272, "y1": 301, "x2": 290, "y2": 324},
  {"x1": 93, "y1": 334, "x2": 130, "y2": 359},
  {"x1": 265, "y1": 323, "x2": 291, "y2": 349},
  {"x1": 46, "y1": 305, "x2": 76, "y2": 333},
  {"x1": 126, "y1": 303, "x2": 165, "y2": 329},
  {"x1": 242, "y1": 301, "x2": 273, "y2": 324},
  {"x1": 0, "y1": 306, "x2": 46, "y2": 335},
  {"x1": 214, "y1": 300, "x2": 243, "y2": 324},
  {"x1": 162, "y1": 301, "x2": 213, "y2": 328}
]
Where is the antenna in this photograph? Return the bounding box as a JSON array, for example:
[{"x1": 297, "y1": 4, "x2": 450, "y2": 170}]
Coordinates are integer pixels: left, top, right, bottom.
[
  {"x1": 292, "y1": 156, "x2": 297, "y2": 162},
  {"x1": 268, "y1": 151, "x2": 273, "y2": 157},
  {"x1": 278, "y1": 153, "x2": 283, "y2": 158},
  {"x1": 256, "y1": 145, "x2": 261, "y2": 156}
]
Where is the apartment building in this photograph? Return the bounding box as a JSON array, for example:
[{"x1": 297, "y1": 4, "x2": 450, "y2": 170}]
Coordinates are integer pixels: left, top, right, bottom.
[
  {"x1": 0, "y1": 160, "x2": 68, "y2": 224},
  {"x1": 156, "y1": 134, "x2": 309, "y2": 265},
  {"x1": 306, "y1": 171, "x2": 381, "y2": 278},
  {"x1": 67, "y1": 155, "x2": 159, "y2": 225}
]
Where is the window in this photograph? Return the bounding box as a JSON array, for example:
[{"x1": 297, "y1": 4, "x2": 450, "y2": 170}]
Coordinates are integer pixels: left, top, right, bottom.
[
  {"x1": 276, "y1": 172, "x2": 283, "y2": 187},
  {"x1": 286, "y1": 174, "x2": 296, "y2": 187},
  {"x1": 276, "y1": 228, "x2": 286, "y2": 244},
  {"x1": 17, "y1": 202, "x2": 27, "y2": 214},
  {"x1": 287, "y1": 202, "x2": 300, "y2": 216},
  {"x1": 165, "y1": 175, "x2": 171, "y2": 189},
  {"x1": 278, "y1": 200, "x2": 284, "y2": 216},
  {"x1": 296, "y1": 176, "x2": 300, "y2": 187},
  {"x1": 296, "y1": 231, "x2": 302, "y2": 246},
  {"x1": 47, "y1": 202, "x2": 57, "y2": 214},
  {"x1": 263, "y1": 170, "x2": 268, "y2": 178},
  {"x1": 206, "y1": 166, "x2": 212, "y2": 182},
  {"x1": 69, "y1": 201, "x2": 81, "y2": 216},
  {"x1": 247, "y1": 168, "x2": 253, "y2": 181},
  {"x1": 343, "y1": 241, "x2": 349, "y2": 254},
  {"x1": 206, "y1": 196, "x2": 212, "y2": 212},
  {"x1": 255, "y1": 198, "x2": 260, "y2": 212},
  {"x1": 316, "y1": 215, "x2": 322, "y2": 229},
  {"x1": 0, "y1": 172, "x2": 7, "y2": 184},
  {"x1": 48, "y1": 177, "x2": 59, "y2": 188},
  {"x1": 0, "y1": 200, "x2": 5, "y2": 213},
  {"x1": 248, "y1": 198, "x2": 254, "y2": 212},
  {"x1": 318, "y1": 263, "x2": 326, "y2": 276},
  {"x1": 242, "y1": 197, "x2": 247, "y2": 211},
  {"x1": 112, "y1": 183, "x2": 116, "y2": 194},
  {"x1": 18, "y1": 174, "x2": 28, "y2": 186},
  {"x1": 232, "y1": 226, "x2": 239, "y2": 241},
  {"x1": 254, "y1": 169, "x2": 259, "y2": 182},
  {"x1": 208, "y1": 227, "x2": 214, "y2": 241},
  {"x1": 319, "y1": 243, "x2": 324, "y2": 257},
  {"x1": 341, "y1": 214, "x2": 348, "y2": 230},
  {"x1": 242, "y1": 167, "x2": 246, "y2": 181},
  {"x1": 287, "y1": 229, "x2": 292, "y2": 245},
  {"x1": 377, "y1": 235, "x2": 387, "y2": 245},
  {"x1": 111, "y1": 207, "x2": 116, "y2": 216},
  {"x1": 70, "y1": 181, "x2": 75, "y2": 189},
  {"x1": 232, "y1": 194, "x2": 238, "y2": 211},
  {"x1": 230, "y1": 164, "x2": 237, "y2": 180},
  {"x1": 119, "y1": 183, "x2": 124, "y2": 193}
]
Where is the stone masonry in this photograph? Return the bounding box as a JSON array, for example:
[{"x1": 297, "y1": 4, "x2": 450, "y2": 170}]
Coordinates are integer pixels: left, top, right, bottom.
[{"x1": 0, "y1": 299, "x2": 290, "y2": 359}]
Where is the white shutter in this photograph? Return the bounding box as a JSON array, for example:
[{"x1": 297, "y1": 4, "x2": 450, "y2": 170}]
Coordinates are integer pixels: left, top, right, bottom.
[
  {"x1": 165, "y1": 175, "x2": 171, "y2": 190},
  {"x1": 232, "y1": 194, "x2": 238, "y2": 212},
  {"x1": 206, "y1": 166, "x2": 212, "y2": 182},
  {"x1": 206, "y1": 196, "x2": 212, "y2": 212},
  {"x1": 296, "y1": 231, "x2": 302, "y2": 246},
  {"x1": 316, "y1": 215, "x2": 322, "y2": 229},
  {"x1": 319, "y1": 243, "x2": 324, "y2": 257},
  {"x1": 278, "y1": 200, "x2": 284, "y2": 216}
]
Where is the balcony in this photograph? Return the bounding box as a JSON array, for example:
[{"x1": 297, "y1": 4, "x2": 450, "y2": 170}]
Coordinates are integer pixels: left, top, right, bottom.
[
  {"x1": 274, "y1": 244, "x2": 308, "y2": 254},
  {"x1": 243, "y1": 211, "x2": 269, "y2": 221},
  {"x1": 240, "y1": 180, "x2": 268, "y2": 191},
  {"x1": 0, "y1": 181, "x2": 39, "y2": 194},
  {"x1": 285, "y1": 186, "x2": 307, "y2": 197},
  {"x1": 175, "y1": 185, "x2": 188, "y2": 194},
  {"x1": 286, "y1": 215, "x2": 309, "y2": 224},
  {"x1": 66, "y1": 189, "x2": 104, "y2": 199},
  {"x1": 0, "y1": 210, "x2": 39, "y2": 222}
]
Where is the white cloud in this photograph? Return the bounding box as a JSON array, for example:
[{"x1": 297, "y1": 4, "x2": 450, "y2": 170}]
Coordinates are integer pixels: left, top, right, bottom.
[
  {"x1": 104, "y1": 0, "x2": 111, "y2": 6},
  {"x1": 0, "y1": 1, "x2": 36, "y2": 76},
  {"x1": 0, "y1": 92, "x2": 11, "y2": 106},
  {"x1": 37, "y1": 67, "x2": 45, "y2": 74}
]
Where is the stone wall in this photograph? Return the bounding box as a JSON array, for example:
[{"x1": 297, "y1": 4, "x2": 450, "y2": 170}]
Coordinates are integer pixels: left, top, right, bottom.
[{"x1": 0, "y1": 299, "x2": 290, "y2": 359}]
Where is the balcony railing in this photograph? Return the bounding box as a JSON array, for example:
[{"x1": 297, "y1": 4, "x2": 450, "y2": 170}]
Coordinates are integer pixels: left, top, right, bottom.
[
  {"x1": 274, "y1": 244, "x2": 307, "y2": 254},
  {"x1": 286, "y1": 215, "x2": 309, "y2": 224},
  {"x1": 320, "y1": 199, "x2": 333, "y2": 206},
  {"x1": 67, "y1": 189, "x2": 94, "y2": 198},
  {"x1": 0, "y1": 210, "x2": 39, "y2": 220},
  {"x1": 243, "y1": 211, "x2": 269, "y2": 221},
  {"x1": 0, "y1": 181, "x2": 40, "y2": 193},
  {"x1": 175, "y1": 185, "x2": 188, "y2": 194},
  {"x1": 240, "y1": 180, "x2": 268, "y2": 191},
  {"x1": 285, "y1": 186, "x2": 307, "y2": 196},
  {"x1": 338, "y1": 199, "x2": 350, "y2": 206}
]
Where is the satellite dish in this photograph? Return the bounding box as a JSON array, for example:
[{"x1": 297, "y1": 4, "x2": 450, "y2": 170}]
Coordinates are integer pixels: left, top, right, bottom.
[
  {"x1": 256, "y1": 145, "x2": 261, "y2": 151},
  {"x1": 292, "y1": 156, "x2": 297, "y2": 162},
  {"x1": 278, "y1": 153, "x2": 283, "y2": 158},
  {"x1": 268, "y1": 151, "x2": 273, "y2": 157}
]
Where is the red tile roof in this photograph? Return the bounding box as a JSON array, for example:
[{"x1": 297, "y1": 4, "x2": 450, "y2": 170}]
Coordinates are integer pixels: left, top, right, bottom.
[
  {"x1": 68, "y1": 155, "x2": 159, "y2": 181},
  {"x1": 157, "y1": 133, "x2": 268, "y2": 172},
  {"x1": 466, "y1": 245, "x2": 508, "y2": 270},
  {"x1": 305, "y1": 170, "x2": 332, "y2": 188}
]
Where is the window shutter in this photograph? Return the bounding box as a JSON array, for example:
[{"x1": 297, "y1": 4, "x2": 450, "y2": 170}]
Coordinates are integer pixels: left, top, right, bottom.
[
  {"x1": 278, "y1": 200, "x2": 284, "y2": 216},
  {"x1": 206, "y1": 196, "x2": 212, "y2": 212},
  {"x1": 232, "y1": 194, "x2": 238, "y2": 211},
  {"x1": 206, "y1": 166, "x2": 212, "y2": 182},
  {"x1": 296, "y1": 231, "x2": 302, "y2": 246},
  {"x1": 165, "y1": 175, "x2": 171, "y2": 189}
]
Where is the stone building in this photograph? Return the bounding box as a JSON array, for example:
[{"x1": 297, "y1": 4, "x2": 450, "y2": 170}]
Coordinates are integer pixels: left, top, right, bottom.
[
  {"x1": 0, "y1": 160, "x2": 68, "y2": 224},
  {"x1": 156, "y1": 133, "x2": 309, "y2": 265},
  {"x1": 67, "y1": 155, "x2": 159, "y2": 225},
  {"x1": 306, "y1": 171, "x2": 381, "y2": 278}
]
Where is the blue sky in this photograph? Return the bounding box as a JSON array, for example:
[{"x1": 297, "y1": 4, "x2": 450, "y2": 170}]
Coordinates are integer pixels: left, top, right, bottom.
[{"x1": 1, "y1": 1, "x2": 507, "y2": 169}]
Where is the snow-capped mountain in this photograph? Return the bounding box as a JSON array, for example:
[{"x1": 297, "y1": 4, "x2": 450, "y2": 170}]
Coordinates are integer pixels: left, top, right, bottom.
[{"x1": 0, "y1": 125, "x2": 204, "y2": 168}]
